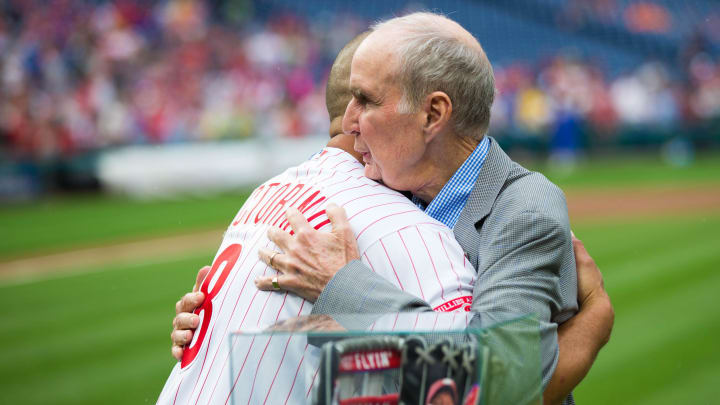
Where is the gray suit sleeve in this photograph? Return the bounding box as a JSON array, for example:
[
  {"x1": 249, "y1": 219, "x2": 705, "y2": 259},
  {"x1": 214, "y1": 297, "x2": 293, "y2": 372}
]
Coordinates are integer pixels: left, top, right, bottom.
[{"x1": 311, "y1": 260, "x2": 431, "y2": 315}]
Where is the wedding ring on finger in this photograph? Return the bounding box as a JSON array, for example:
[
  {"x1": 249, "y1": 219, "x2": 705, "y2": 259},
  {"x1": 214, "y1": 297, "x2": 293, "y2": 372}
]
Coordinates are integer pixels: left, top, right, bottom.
[{"x1": 269, "y1": 251, "x2": 279, "y2": 268}]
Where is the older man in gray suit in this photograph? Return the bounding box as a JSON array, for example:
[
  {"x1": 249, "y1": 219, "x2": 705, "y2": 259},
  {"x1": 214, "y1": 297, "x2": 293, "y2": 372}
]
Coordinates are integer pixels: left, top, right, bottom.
[{"x1": 249, "y1": 12, "x2": 609, "y2": 404}]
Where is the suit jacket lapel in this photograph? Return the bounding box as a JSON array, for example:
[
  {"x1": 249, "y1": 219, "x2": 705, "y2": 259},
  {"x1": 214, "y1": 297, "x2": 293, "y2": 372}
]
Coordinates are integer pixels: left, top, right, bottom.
[{"x1": 453, "y1": 137, "x2": 512, "y2": 267}]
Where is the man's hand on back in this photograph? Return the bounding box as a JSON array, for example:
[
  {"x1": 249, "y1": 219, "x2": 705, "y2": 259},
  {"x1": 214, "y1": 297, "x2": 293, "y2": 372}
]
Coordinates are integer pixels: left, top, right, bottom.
[
  {"x1": 573, "y1": 232, "x2": 613, "y2": 330},
  {"x1": 170, "y1": 266, "x2": 209, "y2": 361},
  {"x1": 254, "y1": 204, "x2": 360, "y2": 302},
  {"x1": 569, "y1": 231, "x2": 614, "y2": 348}
]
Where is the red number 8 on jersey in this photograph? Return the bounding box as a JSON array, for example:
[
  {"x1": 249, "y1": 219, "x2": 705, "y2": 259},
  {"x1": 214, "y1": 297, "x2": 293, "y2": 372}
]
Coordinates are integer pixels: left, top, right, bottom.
[{"x1": 181, "y1": 243, "x2": 243, "y2": 368}]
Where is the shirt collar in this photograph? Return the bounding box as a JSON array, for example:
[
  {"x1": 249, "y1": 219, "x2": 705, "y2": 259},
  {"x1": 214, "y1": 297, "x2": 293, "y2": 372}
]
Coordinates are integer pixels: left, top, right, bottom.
[{"x1": 413, "y1": 136, "x2": 491, "y2": 229}]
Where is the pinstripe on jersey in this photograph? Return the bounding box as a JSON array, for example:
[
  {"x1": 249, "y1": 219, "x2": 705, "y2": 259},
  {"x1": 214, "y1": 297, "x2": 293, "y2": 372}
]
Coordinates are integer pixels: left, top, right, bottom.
[{"x1": 157, "y1": 147, "x2": 477, "y2": 405}]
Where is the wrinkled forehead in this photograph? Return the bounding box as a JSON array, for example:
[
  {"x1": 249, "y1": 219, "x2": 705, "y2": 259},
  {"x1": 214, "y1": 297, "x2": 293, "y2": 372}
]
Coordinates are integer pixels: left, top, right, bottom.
[{"x1": 349, "y1": 35, "x2": 401, "y2": 93}]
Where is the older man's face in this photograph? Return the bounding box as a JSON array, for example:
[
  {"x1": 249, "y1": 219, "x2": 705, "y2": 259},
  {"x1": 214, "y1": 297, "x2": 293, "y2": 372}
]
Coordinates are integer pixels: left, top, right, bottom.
[{"x1": 342, "y1": 36, "x2": 428, "y2": 192}]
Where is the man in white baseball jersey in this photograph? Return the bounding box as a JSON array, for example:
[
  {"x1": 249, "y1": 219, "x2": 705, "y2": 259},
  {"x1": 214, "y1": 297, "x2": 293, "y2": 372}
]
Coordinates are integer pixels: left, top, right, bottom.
[{"x1": 157, "y1": 32, "x2": 477, "y2": 405}]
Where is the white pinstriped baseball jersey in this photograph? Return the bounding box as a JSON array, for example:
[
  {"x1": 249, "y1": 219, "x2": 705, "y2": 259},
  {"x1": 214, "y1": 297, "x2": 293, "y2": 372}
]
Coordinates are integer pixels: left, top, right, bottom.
[{"x1": 157, "y1": 147, "x2": 476, "y2": 405}]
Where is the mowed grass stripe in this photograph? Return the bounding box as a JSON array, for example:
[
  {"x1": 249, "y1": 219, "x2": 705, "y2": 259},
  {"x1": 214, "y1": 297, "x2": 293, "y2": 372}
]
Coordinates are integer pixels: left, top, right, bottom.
[
  {"x1": 636, "y1": 361, "x2": 720, "y2": 405},
  {"x1": 538, "y1": 154, "x2": 720, "y2": 191},
  {"x1": 5, "y1": 340, "x2": 177, "y2": 405},
  {"x1": 591, "y1": 261, "x2": 720, "y2": 378},
  {"x1": 607, "y1": 236, "x2": 719, "y2": 304},
  {"x1": 573, "y1": 215, "x2": 720, "y2": 404},
  {"x1": 572, "y1": 214, "x2": 719, "y2": 272},
  {"x1": 0, "y1": 190, "x2": 252, "y2": 259},
  {"x1": 576, "y1": 270, "x2": 720, "y2": 404},
  {"x1": 1, "y1": 248, "x2": 214, "y2": 333},
  {"x1": 3, "y1": 324, "x2": 177, "y2": 405},
  {"x1": 0, "y1": 254, "x2": 208, "y2": 405},
  {"x1": 1, "y1": 279, "x2": 194, "y2": 369}
]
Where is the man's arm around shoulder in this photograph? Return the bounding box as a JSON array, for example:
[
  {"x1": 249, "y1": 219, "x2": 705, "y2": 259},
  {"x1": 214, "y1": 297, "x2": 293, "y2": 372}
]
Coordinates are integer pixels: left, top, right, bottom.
[{"x1": 311, "y1": 258, "x2": 430, "y2": 315}]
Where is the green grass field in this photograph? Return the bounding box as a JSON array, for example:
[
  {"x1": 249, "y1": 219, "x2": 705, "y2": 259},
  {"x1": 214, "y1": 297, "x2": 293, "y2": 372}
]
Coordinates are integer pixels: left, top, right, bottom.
[
  {"x1": 1, "y1": 156, "x2": 718, "y2": 404},
  {"x1": 0, "y1": 191, "x2": 252, "y2": 260}
]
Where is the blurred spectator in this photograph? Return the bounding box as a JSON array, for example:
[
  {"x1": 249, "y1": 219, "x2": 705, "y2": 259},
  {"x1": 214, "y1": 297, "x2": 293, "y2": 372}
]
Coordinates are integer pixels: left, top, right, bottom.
[
  {"x1": 0, "y1": 0, "x2": 366, "y2": 162},
  {"x1": 623, "y1": 1, "x2": 671, "y2": 34},
  {"x1": 0, "y1": 0, "x2": 718, "y2": 166}
]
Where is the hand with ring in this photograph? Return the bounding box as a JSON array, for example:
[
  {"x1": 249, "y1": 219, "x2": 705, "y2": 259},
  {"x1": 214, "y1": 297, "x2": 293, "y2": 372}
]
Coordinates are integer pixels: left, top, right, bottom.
[{"x1": 255, "y1": 204, "x2": 360, "y2": 303}]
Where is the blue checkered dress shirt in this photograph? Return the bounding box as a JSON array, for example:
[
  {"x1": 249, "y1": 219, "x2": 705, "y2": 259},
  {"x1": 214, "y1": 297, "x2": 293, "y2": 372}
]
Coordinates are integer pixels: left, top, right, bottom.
[{"x1": 413, "y1": 136, "x2": 491, "y2": 229}]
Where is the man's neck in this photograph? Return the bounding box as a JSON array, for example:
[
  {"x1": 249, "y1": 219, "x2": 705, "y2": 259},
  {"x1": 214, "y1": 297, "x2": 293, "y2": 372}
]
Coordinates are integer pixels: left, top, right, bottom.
[
  {"x1": 326, "y1": 133, "x2": 363, "y2": 162},
  {"x1": 412, "y1": 134, "x2": 480, "y2": 204}
]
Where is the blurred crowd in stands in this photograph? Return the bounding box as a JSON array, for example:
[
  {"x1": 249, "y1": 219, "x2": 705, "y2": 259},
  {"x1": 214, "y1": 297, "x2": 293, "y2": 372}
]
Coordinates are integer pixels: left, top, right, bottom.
[
  {"x1": 1, "y1": 0, "x2": 719, "y2": 163},
  {"x1": 490, "y1": 52, "x2": 720, "y2": 150},
  {"x1": 0, "y1": 0, "x2": 366, "y2": 162}
]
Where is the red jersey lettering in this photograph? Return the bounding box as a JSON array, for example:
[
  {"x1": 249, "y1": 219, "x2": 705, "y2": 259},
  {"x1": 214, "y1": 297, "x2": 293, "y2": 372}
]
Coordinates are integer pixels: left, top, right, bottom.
[
  {"x1": 433, "y1": 296, "x2": 473, "y2": 312},
  {"x1": 181, "y1": 243, "x2": 243, "y2": 368}
]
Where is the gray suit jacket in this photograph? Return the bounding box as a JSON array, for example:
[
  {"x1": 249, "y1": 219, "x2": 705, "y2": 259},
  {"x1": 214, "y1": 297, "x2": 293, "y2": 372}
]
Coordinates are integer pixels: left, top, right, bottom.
[{"x1": 311, "y1": 138, "x2": 578, "y2": 399}]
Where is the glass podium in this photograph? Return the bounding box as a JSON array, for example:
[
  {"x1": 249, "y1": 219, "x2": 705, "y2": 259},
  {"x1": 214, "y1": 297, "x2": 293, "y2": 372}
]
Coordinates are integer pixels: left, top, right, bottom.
[{"x1": 227, "y1": 312, "x2": 542, "y2": 405}]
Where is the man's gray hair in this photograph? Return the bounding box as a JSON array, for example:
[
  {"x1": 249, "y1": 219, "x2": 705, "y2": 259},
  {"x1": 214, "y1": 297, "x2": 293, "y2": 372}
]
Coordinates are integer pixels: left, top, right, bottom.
[{"x1": 371, "y1": 12, "x2": 495, "y2": 139}]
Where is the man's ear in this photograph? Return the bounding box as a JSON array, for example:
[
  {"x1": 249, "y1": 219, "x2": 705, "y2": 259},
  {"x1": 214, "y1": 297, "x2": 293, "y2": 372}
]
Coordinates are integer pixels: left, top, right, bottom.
[{"x1": 422, "y1": 91, "x2": 452, "y2": 143}]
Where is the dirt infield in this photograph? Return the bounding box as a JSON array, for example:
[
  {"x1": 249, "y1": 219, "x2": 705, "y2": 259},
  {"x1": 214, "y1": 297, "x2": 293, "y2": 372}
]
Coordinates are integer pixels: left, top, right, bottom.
[
  {"x1": 0, "y1": 229, "x2": 223, "y2": 283},
  {"x1": 566, "y1": 185, "x2": 720, "y2": 223},
  {"x1": 1, "y1": 185, "x2": 718, "y2": 282}
]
